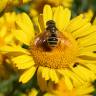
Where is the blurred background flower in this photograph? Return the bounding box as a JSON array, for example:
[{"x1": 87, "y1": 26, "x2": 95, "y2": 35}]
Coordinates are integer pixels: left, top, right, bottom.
[
  {"x1": 0, "y1": 0, "x2": 31, "y2": 13},
  {"x1": 29, "y1": 0, "x2": 73, "y2": 16},
  {"x1": 44, "y1": 78, "x2": 95, "y2": 96}
]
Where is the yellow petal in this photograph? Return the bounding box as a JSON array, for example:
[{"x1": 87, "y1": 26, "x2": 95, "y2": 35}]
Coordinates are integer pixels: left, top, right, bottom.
[
  {"x1": 38, "y1": 14, "x2": 45, "y2": 32},
  {"x1": 5, "y1": 12, "x2": 16, "y2": 23},
  {"x1": 28, "y1": 88, "x2": 38, "y2": 96},
  {"x1": 54, "y1": 7, "x2": 71, "y2": 31},
  {"x1": 78, "y1": 31, "x2": 96, "y2": 47},
  {"x1": 83, "y1": 9, "x2": 93, "y2": 22},
  {"x1": 12, "y1": 55, "x2": 33, "y2": 64},
  {"x1": 19, "y1": 67, "x2": 36, "y2": 83},
  {"x1": 76, "y1": 83, "x2": 94, "y2": 95},
  {"x1": 79, "y1": 52, "x2": 96, "y2": 59},
  {"x1": 0, "y1": 0, "x2": 8, "y2": 12},
  {"x1": 12, "y1": 55, "x2": 35, "y2": 69},
  {"x1": 49, "y1": 69, "x2": 59, "y2": 83},
  {"x1": 66, "y1": 14, "x2": 88, "y2": 33},
  {"x1": 71, "y1": 65, "x2": 96, "y2": 81},
  {"x1": 42, "y1": 67, "x2": 59, "y2": 83},
  {"x1": 4, "y1": 34, "x2": 14, "y2": 44},
  {"x1": 33, "y1": 16, "x2": 42, "y2": 33},
  {"x1": 58, "y1": 69, "x2": 84, "y2": 86},
  {"x1": 13, "y1": 29, "x2": 30, "y2": 45},
  {"x1": 72, "y1": 23, "x2": 91, "y2": 38},
  {"x1": 0, "y1": 17, "x2": 4, "y2": 27},
  {"x1": 16, "y1": 13, "x2": 35, "y2": 42},
  {"x1": 79, "y1": 45, "x2": 96, "y2": 53},
  {"x1": 0, "y1": 26, "x2": 7, "y2": 37},
  {"x1": 43, "y1": 5, "x2": 52, "y2": 27},
  {"x1": 78, "y1": 59, "x2": 96, "y2": 65},
  {"x1": 0, "y1": 45, "x2": 29, "y2": 54},
  {"x1": 64, "y1": 74, "x2": 73, "y2": 90},
  {"x1": 37, "y1": 66, "x2": 47, "y2": 92},
  {"x1": 85, "y1": 63, "x2": 96, "y2": 74},
  {"x1": 16, "y1": 60, "x2": 35, "y2": 69},
  {"x1": 65, "y1": 69, "x2": 85, "y2": 85},
  {"x1": 42, "y1": 67, "x2": 50, "y2": 80}
]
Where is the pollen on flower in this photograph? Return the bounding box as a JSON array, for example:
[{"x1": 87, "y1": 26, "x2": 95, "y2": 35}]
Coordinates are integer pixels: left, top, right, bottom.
[{"x1": 30, "y1": 29, "x2": 78, "y2": 69}]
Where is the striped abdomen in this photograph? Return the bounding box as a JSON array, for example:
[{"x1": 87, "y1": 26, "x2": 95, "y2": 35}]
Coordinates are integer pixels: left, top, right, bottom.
[
  {"x1": 47, "y1": 33, "x2": 58, "y2": 47},
  {"x1": 46, "y1": 20, "x2": 58, "y2": 47}
]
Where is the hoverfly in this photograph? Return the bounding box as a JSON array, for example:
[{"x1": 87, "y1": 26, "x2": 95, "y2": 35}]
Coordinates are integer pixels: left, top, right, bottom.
[
  {"x1": 46, "y1": 20, "x2": 58, "y2": 47},
  {"x1": 34, "y1": 20, "x2": 66, "y2": 51}
]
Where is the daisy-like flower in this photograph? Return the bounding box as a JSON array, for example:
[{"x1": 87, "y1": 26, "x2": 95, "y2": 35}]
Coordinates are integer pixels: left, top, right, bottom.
[
  {"x1": 27, "y1": 78, "x2": 95, "y2": 96},
  {"x1": 1, "y1": 5, "x2": 96, "y2": 91},
  {"x1": 0, "y1": 12, "x2": 18, "y2": 65},
  {"x1": 44, "y1": 78, "x2": 95, "y2": 96},
  {"x1": 0, "y1": 12, "x2": 23, "y2": 78}
]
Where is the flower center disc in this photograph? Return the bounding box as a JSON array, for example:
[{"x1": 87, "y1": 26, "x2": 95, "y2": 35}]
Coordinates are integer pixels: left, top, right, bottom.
[{"x1": 30, "y1": 31, "x2": 78, "y2": 69}]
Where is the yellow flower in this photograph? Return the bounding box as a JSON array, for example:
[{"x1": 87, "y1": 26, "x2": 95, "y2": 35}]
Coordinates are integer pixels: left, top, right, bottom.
[
  {"x1": 0, "y1": 12, "x2": 18, "y2": 65},
  {"x1": 0, "y1": 12, "x2": 22, "y2": 78},
  {"x1": 44, "y1": 78, "x2": 94, "y2": 96},
  {"x1": 27, "y1": 78, "x2": 95, "y2": 96},
  {"x1": 1, "y1": 5, "x2": 96, "y2": 92}
]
